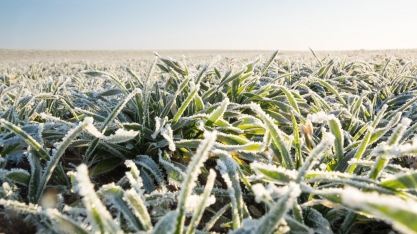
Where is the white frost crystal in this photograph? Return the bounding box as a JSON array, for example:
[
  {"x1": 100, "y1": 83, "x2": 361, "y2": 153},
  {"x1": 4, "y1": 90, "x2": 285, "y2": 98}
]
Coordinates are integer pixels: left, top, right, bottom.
[
  {"x1": 85, "y1": 122, "x2": 138, "y2": 143},
  {"x1": 152, "y1": 116, "x2": 168, "y2": 139},
  {"x1": 341, "y1": 186, "x2": 417, "y2": 234},
  {"x1": 307, "y1": 111, "x2": 332, "y2": 123},
  {"x1": 184, "y1": 194, "x2": 215, "y2": 213}
]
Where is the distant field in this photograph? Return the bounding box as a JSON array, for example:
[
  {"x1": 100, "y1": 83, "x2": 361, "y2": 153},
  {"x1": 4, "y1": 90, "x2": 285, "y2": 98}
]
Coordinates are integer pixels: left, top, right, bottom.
[
  {"x1": 0, "y1": 49, "x2": 275, "y2": 63},
  {"x1": 1, "y1": 49, "x2": 417, "y2": 63}
]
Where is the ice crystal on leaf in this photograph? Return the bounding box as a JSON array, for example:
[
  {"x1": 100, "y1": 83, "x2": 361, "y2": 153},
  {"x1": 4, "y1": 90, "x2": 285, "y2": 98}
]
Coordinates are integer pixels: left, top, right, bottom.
[
  {"x1": 341, "y1": 186, "x2": 417, "y2": 234},
  {"x1": 307, "y1": 111, "x2": 332, "y2": 123},
  {"x1": 75, "y1": 164, "x2": 122, "y2": 234},
  {"x1": 184, "y1": 194, "x2": 215, "y2": 214}
]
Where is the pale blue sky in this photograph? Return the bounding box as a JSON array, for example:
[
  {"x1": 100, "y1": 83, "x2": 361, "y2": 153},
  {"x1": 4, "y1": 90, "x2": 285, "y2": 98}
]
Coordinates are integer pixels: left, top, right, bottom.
[{"x1": 0, "y1": 0, "x2": 416, "y2": 51}]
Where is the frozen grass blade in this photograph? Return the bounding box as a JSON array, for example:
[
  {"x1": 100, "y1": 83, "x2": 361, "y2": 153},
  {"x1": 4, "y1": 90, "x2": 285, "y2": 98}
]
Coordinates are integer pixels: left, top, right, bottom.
[
  {"x1": 291, "y1": 112, "x2": 302, "y2": 169},
  {"x1": 0, "y1": 118, "x2": 50, "y2": 160},
  {"x1": 160, "y1": 77, "x2": 190, "y2": 118},
  {"x1": 99, "y1": 88, "x2": 141, "y2": 132},
  {"x1": 203, "y1": 204, "x2": 231, "y2": 232},
  {"x1": 195, "y1": 64, "x2": 208, "y2": 85},
  {"x1": 309, "y1": 47, "x2": 323, "y2": 67},
  {"x1": 152, "y1": 211, "x2": 178, "y2": 234},
  {"x1": 0, "y1": 198, "x2": 40, "y2": 215},
  {"x1": 206, "y1": 97, "x2": 229, "y2": 126},
  {"x1": 316, "y1": 79, "x2": 347, "y2": 106},
  {"x1": 381, "y1": 172, "x2": 417, "y2": 190},
  {"x1": 172, "y1": 85, "x2": 199, "y2": 123},
  {"x1": 369, "y1": 118, "x2": 411, "y2": 180},
  {"x1": 296, "y1": 133, "x2": 335, "y2": 182},
  {"x1": 386, "y1": 96, "x2": 417, "y2": 120},
  {"x1": 85, "y1": 125, "x2": 139, "y2": 144},
  {"x1": 185, "y1": 169, "x2": 216, "y2": 234},
  {"x1": 175, "y1": 131, "x2": 217, "y2": 234},
  {"x1": 0, "y1": 169, "x2": 30, "y2": 186},
  {"x1": 215, "y1": 150, "x2": 246, "y2": 229},
  {"x1": 370, "y1": 111, "x2": 402, "y2": 144},
  {"x1": 27, "y1": 151, "x2": 42, "y2": 203},
  {"x1": 219, "y1": 68, "x2": 246, "y2": 87},
  {"x1": 83, "y1": 89, "x2": 140, "y2": 163},
  {"x1": 347, "y1": 127, "x2": 373, "y2": 174},
  {"x1": 260, "y1": 50, "x2": 279, "y2": 76},
  {"x1": 99, "y1": 184, "x2": 145, "y2": 232},
  {"x1": 124, "y1": 189, "x2": 153, "y2": 231},
  {"x1": 43, "y1": 209, "x2": 89, "y2": 234},
  {"x1": 256, "y1": 182, "x2": 301, "y2": 234},
  {"x1": 36, "y1": 117, "x2": 94, "y2": 202},
  {"x1": 341, "y1": 186, "x2": 417, "y2": 234},
  {"x1": 75, "y1": 164, "x2": 121, "y2": 234},
  {"x1": 251, "y1": 163, "x2": 296, "y2": 185},
  {"x1": 159, "y1": 152, "x2": 186, "y2": 186},
  {"x1": 327, "y1": 115, "x2": 344, "y2": 161},
  {"x1": 134, "y1": 155, "x2": 165, "y2": 186},
  {"x1": 249, "y1": 103, "x2": 294, "y2": 169},
  {"x1": 280, "y1": 86, "x2": 300, "y2": 114}
]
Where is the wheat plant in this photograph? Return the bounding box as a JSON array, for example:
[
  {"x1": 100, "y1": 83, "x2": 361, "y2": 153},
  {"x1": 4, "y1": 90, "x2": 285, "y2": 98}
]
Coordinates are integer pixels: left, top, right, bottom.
[{"x1": 1, "y1": 50, "x2": 417, "y2": 233}]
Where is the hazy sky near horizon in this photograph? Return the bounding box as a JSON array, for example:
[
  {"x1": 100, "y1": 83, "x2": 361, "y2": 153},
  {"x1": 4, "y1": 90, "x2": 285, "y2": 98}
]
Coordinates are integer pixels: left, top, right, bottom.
[{"x1": 1, "y1": 0, "x2": 416, "y2": 51}]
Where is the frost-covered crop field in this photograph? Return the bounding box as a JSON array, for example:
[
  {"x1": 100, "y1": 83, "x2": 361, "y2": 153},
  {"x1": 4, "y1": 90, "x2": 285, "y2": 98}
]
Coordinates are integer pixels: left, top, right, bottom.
[{"x1": 1, "y1": 49, "x2": 417, "y2": 233}]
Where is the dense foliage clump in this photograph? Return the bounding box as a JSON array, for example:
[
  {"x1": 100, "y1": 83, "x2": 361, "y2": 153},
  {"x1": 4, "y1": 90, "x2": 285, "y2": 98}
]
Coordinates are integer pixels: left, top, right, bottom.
[{"x1": 1, "y1": 50, "x2": 417, "y2": 233}]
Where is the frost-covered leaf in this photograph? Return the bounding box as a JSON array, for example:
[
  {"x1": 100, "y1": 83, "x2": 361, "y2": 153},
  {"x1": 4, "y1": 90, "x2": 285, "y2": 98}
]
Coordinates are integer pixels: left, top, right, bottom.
[
  {"x1": 160, "y1": 124, "x2": 175, "y2": 151},
  {"x1": 0, "y1": 168, "x2": 30, "y2": 186},
  {"x1": 280, "y1": 86, "x2": 300, "y2": 114},
  {"x1": 174, "y1": 139, "x2": 202, "y2": 148},
  {"x1": 134, "y1": 155, "x2": 165, "y2": 186},
  {"x1": 215, "y1": 151, "x2": 245, "y2": 229},
  {"x1": 217, "y1": 132, "x2": 250, "y2": 145},
  {"x1": 37, "y1": 117, "x2": 94, "y2": 202},
  {"x1": 124, "y1": 160, "x2": 145, "y2": 196},
  {"x1": 296, "y1": 133, "x2": 335, "y2": 182},
  {"x1": 186, "y1": 169, "x2": 216, "y2": 234},
  {"x1": 43, "y1": 208, "x2": 89, "y2": 234},
  {"x1": 103, "y1": 129, "x2": 139, "y2": 143},
  {"x1": 75, "y1": 164, "x2": 121, "y2": 233},
  {"x1": 381, "y1": 171, "x2": 417, "y2": 190},
  {"x1": 152, "y1": 116, "x2": 168, "y2": 139},
  {"x1": 203, "y1": 204, "x2": 231, "y2": 232},
  {"x1": 341, "y1": 186, "x2": 417, "y2": 234},
  {"x1": 159, "y1": 152, "x2": 186, "y2": 187},
  {"x1": 285, "y1": 215, "x2": 314, "y2": 234},
  {"x1": 27, "y1": 151, "x2": 42, "y2": 203},
  {"x1": 123, "y1": 188, "x2": 152, "y2": 232},
  {"x1": 96, "y1": 88, "x2": 123, "y2": 97},
  {"x1": 172, "y1": 84, "x2": 199, "y2": 123},
  {"x1": 152, "y1": 211, "x2": 178, "y2": 234},
  {"x1": 346, "y1": 127, "x2": 374, "y2": 173},
  {"x1": 83, "y1": 89, "x2": 141, "y2": 162},
  {"x1": 207, "y1": 97, "x2": 229, "y2": 126},
  {"x1": 214, "y1": 141, "x2": 263, "y2": 152},
  {"x1": 303, "y1": 207, "x2": 332, "y2": 234},
  {"x1": 85, "y1": 124, "x2": 139, "y2": 143},
  {"x1": 89, "y1": 157, "x2": 124, "y2": 176},
  {"x1": 327, "y1": 115, "x2": 344, "y2": 161},
  {"x1": 254, "y1": 182, "x2": 301, "y2": 234},
  {"x1": 0, "y1": 118, "x2": 50, "y2": 160},
  {"x1": 175, "y1": 131, "x2": 217, "y2": 234},
  {"x1": 251, "y1": 162, "x2": 297, "y2": 184},
  {"x1": 249, "y1": 103, "x2": 294, "y2": 169},
  {"x1": 0, "y1": 198, "x2": 41, "y2": 215}
]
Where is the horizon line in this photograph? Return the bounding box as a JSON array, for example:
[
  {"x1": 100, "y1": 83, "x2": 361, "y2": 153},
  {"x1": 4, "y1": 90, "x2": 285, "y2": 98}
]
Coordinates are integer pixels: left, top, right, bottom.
[{"x1": 1, "y1": 48, "x2": 417, "y2": 52}]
